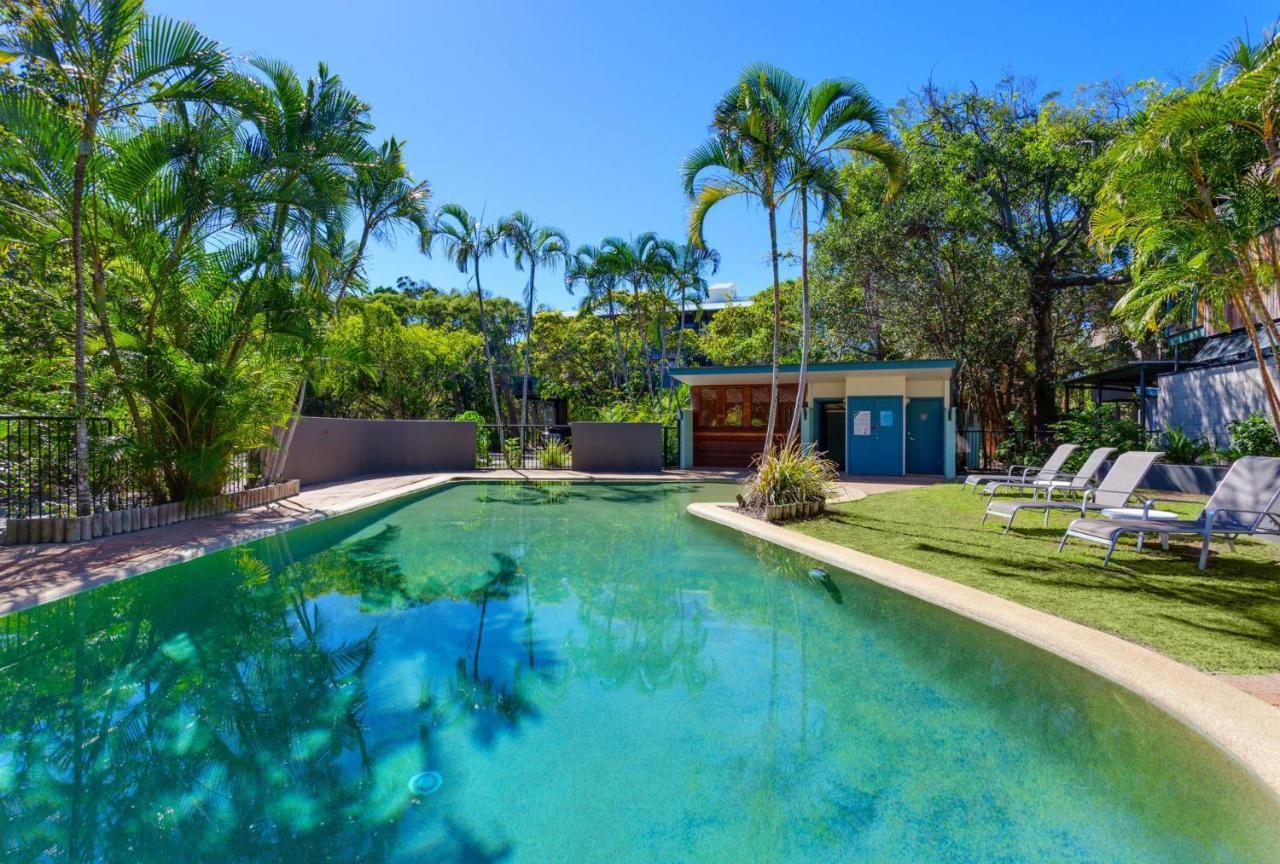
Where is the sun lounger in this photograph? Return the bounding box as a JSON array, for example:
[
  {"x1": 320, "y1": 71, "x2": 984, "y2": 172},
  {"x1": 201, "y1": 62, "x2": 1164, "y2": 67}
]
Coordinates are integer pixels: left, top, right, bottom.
[
  {"x1": 961, "y1": 444, "x2": 1078, "y2": 494},
  {"x1": 980, "y1": 446, "x2": 1116, "y2": 500},
  {"x1": 981, "y1": 451, "x2": 1162, "y2": 533},
  {"x1": 1059, "y1": 456, "x2": 1280, "y2": 568}
]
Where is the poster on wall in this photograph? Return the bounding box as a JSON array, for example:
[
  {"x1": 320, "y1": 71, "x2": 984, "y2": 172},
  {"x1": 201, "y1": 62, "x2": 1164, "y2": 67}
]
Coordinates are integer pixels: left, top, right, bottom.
[
  {"x1": 880, "y1": 410, "x2": 894, "y2": 427},
  {"x1": 853, "y1": 411, "x2": 871, "y2": 436}
]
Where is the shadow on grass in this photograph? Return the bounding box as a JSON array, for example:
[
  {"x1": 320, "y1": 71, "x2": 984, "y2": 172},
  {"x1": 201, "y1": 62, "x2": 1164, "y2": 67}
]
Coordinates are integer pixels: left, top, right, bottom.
[{"x1": 801, "y1": 491, "x2": 1280, "y2": 671}]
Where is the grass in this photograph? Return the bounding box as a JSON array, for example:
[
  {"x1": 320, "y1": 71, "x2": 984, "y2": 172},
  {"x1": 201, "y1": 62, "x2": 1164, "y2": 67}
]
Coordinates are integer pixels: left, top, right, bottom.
[{"x1": 789, "y1": 484, "x2": 1280, "y2": 674}]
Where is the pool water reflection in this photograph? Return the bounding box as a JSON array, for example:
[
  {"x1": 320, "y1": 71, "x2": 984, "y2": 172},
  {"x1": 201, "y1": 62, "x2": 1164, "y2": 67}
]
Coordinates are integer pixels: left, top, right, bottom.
[{"x1": 0, "y1": 481, "x2": 1277, "y2": 862}]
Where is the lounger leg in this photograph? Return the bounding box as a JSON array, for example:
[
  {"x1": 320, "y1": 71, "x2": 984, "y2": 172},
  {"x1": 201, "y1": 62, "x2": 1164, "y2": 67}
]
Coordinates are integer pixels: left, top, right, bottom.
[
  {"x1": 1136, "y1": 532, "x2": 1144, "y2": 552},
  {"x1": 1043, "y1": 508, "x2": 1050, "y2": 528},
  {"x1": 980, "y1": 509, "x2": 989, "y2": 526},
  {"x1": 1225, "y1": 535, "x2": 1236, "y2": 552},
  {"x1": 1160, "y1": 533, "x2": 1168, "y2": 551},
  {"x1": 1057, "y1": 532, "x2": 1070, "y2": 553},
  {"x1": 1003, "y1": 511, "x2": 1017, "y2": 534},
  {"x1": 1198, "y1": 537, "x2": 1211, "y2": 570},
  {"x1": 1103, "y1": 538, "x2": 1118, "y2": 567}
]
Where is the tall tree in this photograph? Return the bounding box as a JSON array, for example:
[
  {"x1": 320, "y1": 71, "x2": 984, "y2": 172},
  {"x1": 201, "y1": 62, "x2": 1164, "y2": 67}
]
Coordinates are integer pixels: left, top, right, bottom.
[
  {"x1": 766, "y1": 70, "x2": 904, "y2": 446},
  {"x1": 669, "y1": 242, "x2": 720, "y2": 368},
  {"x1": 432, "y1": 204, "x2": 506, "y2": 439},
  {"x1": 233, "y1": 60, "x2": 376, "y2": 484},
  {"x1": 499, "y1": 211, "x2": 569, "y2": 430},
  {"x1": 566, "y1": 242, "x2": 629, "y2": 388},
  {"x1": 0, "y1": 0, "x2": 225, "y2": 514},
  {"x1": 1094, "y1": 40, "x2": 1280, "y2": 437},
  {"x1": 918, "y1": 78, "x2": 1126, "y2": 429},
  {"x1": 685, "y1": 66, "x2": 791, "y2": 448},
  {"x1": 599, "y1": 233, "x2": 674, "y2": 398},
  {"x1": 332, "y1": 137, "x2": 432, "y2": 309}
]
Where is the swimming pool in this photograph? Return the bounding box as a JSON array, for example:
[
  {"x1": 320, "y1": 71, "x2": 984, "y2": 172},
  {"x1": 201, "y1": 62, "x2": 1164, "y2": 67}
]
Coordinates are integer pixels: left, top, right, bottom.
[{"x1": 1, "y1": 481, "x2": 1277, "y2": 862}]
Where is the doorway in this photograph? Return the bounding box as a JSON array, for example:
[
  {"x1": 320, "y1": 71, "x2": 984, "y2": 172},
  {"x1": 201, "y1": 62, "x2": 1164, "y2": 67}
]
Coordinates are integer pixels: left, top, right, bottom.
[
  {"x1": 816, "y1": 400, "x2": 846, "y2": 472},
  {"x1": 846, "y1": 396, "x2": 903, "y2": 475},
  {"x1": 906, "y1": 397, "x2": 944, "y2": 474}
]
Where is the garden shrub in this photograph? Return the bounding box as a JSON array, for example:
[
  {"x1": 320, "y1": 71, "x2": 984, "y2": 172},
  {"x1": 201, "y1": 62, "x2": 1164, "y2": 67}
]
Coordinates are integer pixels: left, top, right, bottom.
[
  {"x1": 1227, "y1": 413, "x2": 1280, "y2": 457},
  {"x1": 743, "y1": 445, "x2": 838, "y2": 508},
  {"x1": 541, "y1": 439, "x2": 569, "y2": 469},
  {"x1": 454, "y1": 410, "x2": 490, "y2": 458},
  {"x1": 503, "y1": 436, "x2": 524, "y2": 468},
  {"x1": 1160, "y1": 425, "x2": 1211, "y2": 465},
  {"x1": 1048, "y1": 403, "x2": 1146, "y2": 469}
]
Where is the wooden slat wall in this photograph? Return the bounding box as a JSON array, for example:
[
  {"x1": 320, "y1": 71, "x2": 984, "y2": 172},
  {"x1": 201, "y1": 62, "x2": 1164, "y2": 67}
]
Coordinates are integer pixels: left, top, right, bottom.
[{"x1": 690, "y1": 383, "x2": 800, "y2": 468}]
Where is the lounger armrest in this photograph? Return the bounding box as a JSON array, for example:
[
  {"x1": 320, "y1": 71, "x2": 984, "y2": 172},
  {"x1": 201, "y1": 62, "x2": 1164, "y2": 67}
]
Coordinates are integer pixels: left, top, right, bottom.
[
  {"x1": 1008, "y1": 463, "x2": 1042, "y2": 480},
  {"x1": 1139, "y1": 497, "x2": 1180, "y2": 517},
  {"x1": 1205, "y1": 507, "x2": 1280, "y2": 533}
]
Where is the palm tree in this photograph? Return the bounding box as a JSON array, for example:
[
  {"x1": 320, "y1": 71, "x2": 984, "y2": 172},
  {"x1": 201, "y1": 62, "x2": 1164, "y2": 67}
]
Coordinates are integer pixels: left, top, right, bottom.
[
  {"x1": 683, "y1": 67, "x2": 791, "y2": 448},
  {"x1": 332, "y1": 137, "x2": 432, "y2": 309},
  {"x1": 669, "y1": 243, "x2": 721, "y2": 368},
  {"x1": 499, "y1": 211, "x2": 570, "y2": 432},
  {"x1": 232, "y1": 59, "x2": 373, "y2": 262},
  {"x1": 0, "y1": 0, "x2": 225, "y2": 516},
  {"x1": 433, "y1": 205, "x2": 506, "y2": 444},
  {"x1": 1093, "y1": 32, "x2": 1280, "y2": 439},
  {"x1": 566, "y1": 243, "x2": 629, "y2": 388},
  {"x1": 231, "y1": 60, "x2": 375, "y2": 484},
  {"x1": 600, "y1": 233, "x2": 675, "y2": 398},
  {"x1": 772, "y1": 71, "x2": 903, "y2": 446}
]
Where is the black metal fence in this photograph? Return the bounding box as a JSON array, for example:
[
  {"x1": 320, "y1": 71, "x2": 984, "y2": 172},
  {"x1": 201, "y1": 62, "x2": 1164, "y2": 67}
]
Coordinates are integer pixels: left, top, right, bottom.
[
  {"x1": 474, "y1": 424, "x2": 572, "y2": 470},
  {"x1": 957, "y1": 428, "x2": 1057, "y2": 472},
  {"x1": 2, "y1": 415, "x2": 257, "y2": 521}
]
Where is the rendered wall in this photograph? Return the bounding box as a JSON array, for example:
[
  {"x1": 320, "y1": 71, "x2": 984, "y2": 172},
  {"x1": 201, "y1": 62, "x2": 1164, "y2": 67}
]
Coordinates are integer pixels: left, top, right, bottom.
[
  {"x1": 282, "y1": 417, "x2": 476, "y2": 486},
  {"x1": 1156, "y1": 361, "x2": 1268, "y2": 447},
  {"x1": 571, "y1": 422, "x2": 663, "y2": 473}
]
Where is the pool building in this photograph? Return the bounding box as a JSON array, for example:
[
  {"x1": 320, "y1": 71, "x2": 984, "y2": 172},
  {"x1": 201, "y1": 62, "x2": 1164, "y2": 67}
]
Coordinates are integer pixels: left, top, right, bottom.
[{"x1": 670, "y1": 360, "x2": 957, "y2": 476}]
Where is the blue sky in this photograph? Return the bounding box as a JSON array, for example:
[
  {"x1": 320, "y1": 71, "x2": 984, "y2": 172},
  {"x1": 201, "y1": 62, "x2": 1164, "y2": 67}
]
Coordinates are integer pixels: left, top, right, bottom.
[{"x1": 153, "y1": 0, "x2": 1274, "y2": 310}]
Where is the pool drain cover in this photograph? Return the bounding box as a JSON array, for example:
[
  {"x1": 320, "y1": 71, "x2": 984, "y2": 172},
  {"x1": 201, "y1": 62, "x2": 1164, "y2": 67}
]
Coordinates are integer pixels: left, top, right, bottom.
[{"x1": 408, "y1": 771, "x2": 443, "y2": 795}]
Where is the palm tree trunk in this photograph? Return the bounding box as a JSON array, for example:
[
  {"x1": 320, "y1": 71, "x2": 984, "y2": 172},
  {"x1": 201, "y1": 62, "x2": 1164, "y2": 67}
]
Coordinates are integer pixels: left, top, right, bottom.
[
  {"x1": 1231, "y1": 289, "x2": 1280, "y2": 435},
  {"x1": 1237, "y1": 260, "x2": 1280, "y2": 438},
  {"x1": 634, "y1": 285, "x2": 654, "y2": 399},
  {"x1": 90, "y1": 254, "x2": 166, "y2": 500},
  {"x1": 675, "y1": 287, "x2": 687, "y2": 367},
  {"x1": 266, "y1": 379, "x2": 307, "y2": 484},
  {"x1": 71, "y1": 136, "x2": 93, "y2": 517},
  {"x1": 762, "y1": 202, "x2": 782, "y2": 454},
  {"x1": 786, "y1": 191, "x2": 811, "y2": 450},
  {"x1": 333, "y1": 222, "x2": 372, "y2": 311},
  {"x1": 608, "y1": 293, "x2": 627, "y2": 388},
  {"x1": 520, "y1": 266, "x2": 534, "y2": 441},
  {"x1": 475, "y1": 255, "x2": 506, "y2": 452}
]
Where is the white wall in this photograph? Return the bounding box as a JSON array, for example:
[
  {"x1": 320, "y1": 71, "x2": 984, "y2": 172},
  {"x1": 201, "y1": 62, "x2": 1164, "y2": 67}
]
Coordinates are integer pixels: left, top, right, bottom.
[
  {"x1": 844, "y1": 374, "x2": 907, "y2": 396},
  {"x1": 906, "y1": 379, "x2": 947, "y2": 399}
]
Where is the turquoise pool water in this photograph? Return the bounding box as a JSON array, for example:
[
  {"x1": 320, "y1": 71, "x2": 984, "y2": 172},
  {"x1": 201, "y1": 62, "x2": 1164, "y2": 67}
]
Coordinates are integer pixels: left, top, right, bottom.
[{"x1": 1, "y1": 481, "x2": 1278, "y2": 862}]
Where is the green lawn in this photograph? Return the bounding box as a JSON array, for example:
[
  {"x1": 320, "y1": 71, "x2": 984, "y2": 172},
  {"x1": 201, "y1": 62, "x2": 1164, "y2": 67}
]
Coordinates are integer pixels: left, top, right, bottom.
[{"x1": 790, "y1": 484, "x2": 1280, "y2": 674}]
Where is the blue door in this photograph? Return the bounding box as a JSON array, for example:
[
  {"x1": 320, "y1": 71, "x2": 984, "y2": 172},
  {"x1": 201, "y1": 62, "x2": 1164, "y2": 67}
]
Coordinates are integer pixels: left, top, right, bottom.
[
  {"x1": 846, "y1": 396, "x2": 902, "y2": 475},
  {"x1": 906, "y1": 398, "x2": 944, "y2": 474}
]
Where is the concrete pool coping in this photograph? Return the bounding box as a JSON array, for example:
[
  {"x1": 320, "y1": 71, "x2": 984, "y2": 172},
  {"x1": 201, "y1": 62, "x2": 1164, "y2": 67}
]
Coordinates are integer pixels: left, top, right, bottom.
[{"x1": 687, "y1": 500, "x2": 1280, "y2": 801}]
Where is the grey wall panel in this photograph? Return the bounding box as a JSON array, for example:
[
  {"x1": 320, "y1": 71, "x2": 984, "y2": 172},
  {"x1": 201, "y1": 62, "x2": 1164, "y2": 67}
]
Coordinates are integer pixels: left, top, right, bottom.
[
  {"x1": 1156, "y1": 361, "x2": 1269, "y2": 447},
  {"x1": 570, "y1": 422, "x2": 662, "y2": 473},
  {"x1": 282, "y1": 417, "x2": 476, "y2": 486}
]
